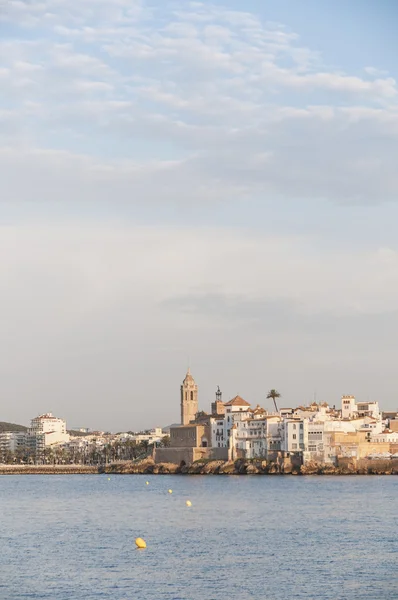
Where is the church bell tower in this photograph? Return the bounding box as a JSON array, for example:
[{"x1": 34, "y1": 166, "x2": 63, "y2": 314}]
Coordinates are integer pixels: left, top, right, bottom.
[{"x1": 180, "y1": 368, "x2": 198, "y2": 425}]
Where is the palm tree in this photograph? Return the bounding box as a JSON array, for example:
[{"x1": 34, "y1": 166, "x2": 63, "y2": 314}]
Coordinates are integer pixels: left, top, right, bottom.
[{"x1": 267, "y1": 389, "x2": 281, "y2": 412}]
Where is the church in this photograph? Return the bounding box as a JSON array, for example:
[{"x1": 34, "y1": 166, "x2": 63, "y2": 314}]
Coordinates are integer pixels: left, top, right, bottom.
[{"x1": 154, "y1": 368, "x2": 228, "y2": 465}]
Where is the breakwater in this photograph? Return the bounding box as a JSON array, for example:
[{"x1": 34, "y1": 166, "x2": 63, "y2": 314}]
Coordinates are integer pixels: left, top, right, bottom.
[
  {"x1": 0, "y1": 465, "x2": 98, "y2": 475},
  {"x1": 1, "y1": 458, "x2": 398, "y2": 475}
]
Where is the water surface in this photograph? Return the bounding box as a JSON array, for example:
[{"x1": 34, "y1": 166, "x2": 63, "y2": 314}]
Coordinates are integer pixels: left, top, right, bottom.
[{"x1": 0, "y1": 475, "x2": 397, "y2": 599}]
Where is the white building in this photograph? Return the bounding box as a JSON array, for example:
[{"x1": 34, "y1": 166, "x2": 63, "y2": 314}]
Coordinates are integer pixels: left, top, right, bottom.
[
  {"x1": 370, "y1": 431, "x2": 398, "y2": 444},
  {"x1": 341, "y1": 396, "x2": 380, "y2": 420},
  {"x1": 211, "y1": 416, "x2": 227, "y2": 449},
  {"x1": 0, "y1": 431, "x2": 27, "y2": 454},
  {"x1": 117, "y1": 428, "x2": 163, "y2": 445},
  {"x1": 232, "y1": 415, "x2": 281, "y2": 459},
  {"x1": 29, "y1": 413, "x2": 70, "y2": 447},
  {"x1": 280, "y1": 419, "x2": 307, "y2": 453},
  {"x1": 210, "y1": 395, "x2": 251, "y2": 450}
]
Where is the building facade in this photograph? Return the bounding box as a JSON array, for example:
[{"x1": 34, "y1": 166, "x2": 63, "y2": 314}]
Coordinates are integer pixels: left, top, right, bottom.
[
  {"x1": 28, "y1": 413, "x2": 70, "y2": 447},
  {"x1": 180, "y1": 368, "x2": 198, "y2": 425}
]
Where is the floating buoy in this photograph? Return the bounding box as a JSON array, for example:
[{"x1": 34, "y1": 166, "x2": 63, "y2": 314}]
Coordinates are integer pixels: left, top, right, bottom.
[
  {"x1": 135, "y1": 537, "x2": 147, "y2": 549},
  {"x1": 186, "y1": 500, "x2": 192, "y2": 507},
  {"x1": 145, "y1": 481, "x2": 149, "y2": 485},
  {"x1": 168, "y1": 489, "x2": 173, "y2": 494},
  {"x1": 108, "y1": 478, "x2": 111, "y2": 481}
]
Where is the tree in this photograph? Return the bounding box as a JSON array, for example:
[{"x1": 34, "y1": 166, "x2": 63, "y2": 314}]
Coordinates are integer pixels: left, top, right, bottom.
[
  {"x1": 267, "y1": 389, "x2": 281, "y2": 412},
  {"x1": 161, "y1": 435, "x2": 171, "y2": 447}
]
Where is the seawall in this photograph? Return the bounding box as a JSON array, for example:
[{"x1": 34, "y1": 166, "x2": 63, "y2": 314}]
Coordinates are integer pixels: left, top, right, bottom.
[
  {"x1": 0, "y1": 465, "x2": 99, "y2": 475},
  {"x1": 1, "y1": 458, "x2": 397, "y2": 475}
]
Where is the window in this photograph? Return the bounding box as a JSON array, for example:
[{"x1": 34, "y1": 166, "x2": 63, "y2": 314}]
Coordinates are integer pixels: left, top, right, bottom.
[
  {"x1": 190, "y1": 391, "x2": 193, "y2": 401},
  {"x1": 292, "y1": 443, "x2": 297, "y2": 449},
  {"x1": 293, "y1": 434, "x2": 297, "y2": 440},
  {"x1": 293, "y1": 424, "x2": 297, "y2": 430}
]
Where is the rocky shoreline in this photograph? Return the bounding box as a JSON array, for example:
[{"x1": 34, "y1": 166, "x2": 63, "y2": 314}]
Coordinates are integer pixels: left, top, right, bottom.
[
  {"x1": 104, "y1": 457, "x2": 398, "y2": 475},
  {"x1": 2, "y1": 458, "x2": 396, "y2": 475}
]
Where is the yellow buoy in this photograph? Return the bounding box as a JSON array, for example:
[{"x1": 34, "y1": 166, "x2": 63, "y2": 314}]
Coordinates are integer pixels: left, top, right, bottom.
[
  {"x1": 146, "y1": 481, "x2": 149, "y2": 485},
  {"x1": 135, "y1": 537, "x2": 147, "y2": 549},
  {"x1": 186, "y1": 500, "x2": 192, "y2": 507},
  {"x1": 108, "y1": 478, "x2": 111, "y2": 481},
  {"x1": 168, "y1": 489, "x2": 173, "y2": 494}
]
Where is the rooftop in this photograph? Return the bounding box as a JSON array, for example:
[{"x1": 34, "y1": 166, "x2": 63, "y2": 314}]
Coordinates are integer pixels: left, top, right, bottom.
[{"x1": 225, "y1": 395, "x2": 251, "y2": 407}]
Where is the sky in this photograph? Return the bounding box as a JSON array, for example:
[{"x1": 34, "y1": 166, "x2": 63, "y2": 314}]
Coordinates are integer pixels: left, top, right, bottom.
[{"x1": 1, "y1": 0, "x2": 398, "y2": 431}]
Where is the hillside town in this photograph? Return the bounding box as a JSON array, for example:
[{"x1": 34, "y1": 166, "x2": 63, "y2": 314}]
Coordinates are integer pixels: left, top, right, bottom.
[
  {"x1": 1, "y1": 368, "x2": 398, "y2": 467},
  {"x1": 154, "y1": 369, "x2": 398, "y2": 467}
]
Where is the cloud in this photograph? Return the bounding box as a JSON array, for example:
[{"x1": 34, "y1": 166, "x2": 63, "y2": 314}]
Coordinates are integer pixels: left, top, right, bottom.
[{"x1": 1, "y1": 1, "x2": 397, "y2": 206}]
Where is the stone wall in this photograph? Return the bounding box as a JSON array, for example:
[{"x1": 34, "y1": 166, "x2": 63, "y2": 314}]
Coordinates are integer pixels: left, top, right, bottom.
[
  {"x1": 154, "y1": 446, "x2": 228, "y2": 464},
  {"x1": 170, "y1": 424, "x2": 211, "y2": 448}
]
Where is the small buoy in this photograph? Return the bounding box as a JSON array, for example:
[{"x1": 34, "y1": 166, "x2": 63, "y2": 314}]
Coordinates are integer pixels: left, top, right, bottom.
[
  {"x1": 146, "y1": 481, "x2": 149, "y2": 485},
  {"x1": 168, "y1": 489, "x2": 173, "y2": 494},
  {"x1": 108, "y1": 478, "x2": 111, "y2": 481},
  {"x1": 135, "y1": 537, "x2": 147, "y2": 549},
  {"x1": 186, "y1": 500, "x2": 192, "y2": 507}
]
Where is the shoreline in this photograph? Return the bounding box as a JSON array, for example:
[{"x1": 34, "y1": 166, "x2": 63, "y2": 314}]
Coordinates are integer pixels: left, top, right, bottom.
[{"x1": 1, "y1": 458, "x2": 397, "y2": 476}]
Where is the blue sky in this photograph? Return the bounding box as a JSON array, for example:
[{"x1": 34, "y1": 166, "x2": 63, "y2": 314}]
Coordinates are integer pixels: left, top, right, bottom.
[{"x1": 1, "y1": 1, "x2": 398, "y2": 429}]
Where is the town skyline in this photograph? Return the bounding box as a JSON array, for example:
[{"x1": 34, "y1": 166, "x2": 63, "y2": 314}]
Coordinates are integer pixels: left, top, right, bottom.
[
  {"x1": 2, "y1": 366, "x2": 397, "y2": 432},
  {"x1": 3, "y1": 368, "x2": 397, "y2": 469}
]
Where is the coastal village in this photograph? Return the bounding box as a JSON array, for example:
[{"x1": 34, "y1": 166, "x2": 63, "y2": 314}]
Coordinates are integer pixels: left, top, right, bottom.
[
  {"x1": 1, "y1": 368, "x2": 398, "y2": 472},
  {"x1": 154, "y1": 369, "x2": 398, "y2": 469}
]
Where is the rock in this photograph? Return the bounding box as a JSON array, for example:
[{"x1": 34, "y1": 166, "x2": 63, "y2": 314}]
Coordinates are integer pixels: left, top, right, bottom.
[
  {"x1": 218, "y1": 461, "x2": 236, "y2": 474},
  {"x1": 266, "y1": 462, "x2": 280, "y2": 474},
  {"x1": 245, "y1": 464, "x2": 261, "y2": 474},
  {"x1": 202, "y1": 460, "x2": 224, "y2": 474}
]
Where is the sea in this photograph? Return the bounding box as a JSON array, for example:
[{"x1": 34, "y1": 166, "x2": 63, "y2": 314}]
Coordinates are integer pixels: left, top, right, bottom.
[{"x1": 0, "y1": 474, "x2": 397, "y2": 600}]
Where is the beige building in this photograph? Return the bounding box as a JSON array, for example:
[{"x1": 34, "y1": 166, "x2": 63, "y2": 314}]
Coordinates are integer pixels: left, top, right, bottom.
[
  {"x1": 170, "y1": 424, "x2": 210, "y2": 448},
  {"x1": 155, "y1": 423, "x2": 218, "y2": 465},
  {"x1": 180, "y1": 368, "x2": 198, "y2": 425},
  {"x1": 324, "y1": 430, "x2": 397, "y2": 462},
  {"x1": 155, "y1": 370, "x2": 226, "y2": 464}
]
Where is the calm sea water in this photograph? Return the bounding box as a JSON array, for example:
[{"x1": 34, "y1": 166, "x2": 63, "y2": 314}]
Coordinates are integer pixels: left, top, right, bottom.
[{"x1": 0, "y1": 475, "x2": 397, "y2": 600}]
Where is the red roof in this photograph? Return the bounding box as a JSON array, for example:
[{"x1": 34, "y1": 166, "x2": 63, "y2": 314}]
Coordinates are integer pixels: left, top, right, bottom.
[{"x1": 224, "y1": 395, "x2": 250, "y2": 407}]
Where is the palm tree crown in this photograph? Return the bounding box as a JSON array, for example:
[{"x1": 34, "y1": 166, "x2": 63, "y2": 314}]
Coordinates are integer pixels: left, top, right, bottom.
[{"x1": 267, "y1": 389, "x2": 281, "y2": 412}]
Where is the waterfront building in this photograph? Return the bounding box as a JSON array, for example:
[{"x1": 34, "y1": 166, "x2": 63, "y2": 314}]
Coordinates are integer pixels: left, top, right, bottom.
[
  {"x1": 231, "y1": 415, "x2": 281, "y2": 459},
  {"x1": 28, "y1": 412, "x2": 70, "y2": 448},
  {"x1": 280, "y1": 418, "x2": 307, "y2": 453},
  {"x1": 156, "y1": 368, "x2": 398, "y2": 466},
  {"x1": 0, "y1": 431, "x2": 27, "y2": 454}
]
